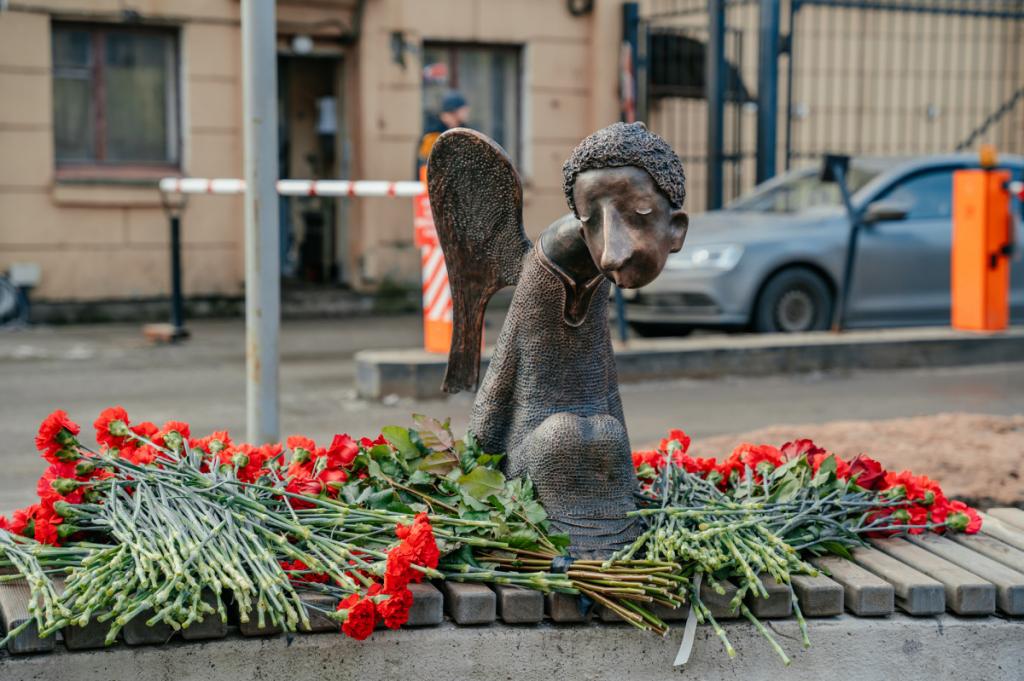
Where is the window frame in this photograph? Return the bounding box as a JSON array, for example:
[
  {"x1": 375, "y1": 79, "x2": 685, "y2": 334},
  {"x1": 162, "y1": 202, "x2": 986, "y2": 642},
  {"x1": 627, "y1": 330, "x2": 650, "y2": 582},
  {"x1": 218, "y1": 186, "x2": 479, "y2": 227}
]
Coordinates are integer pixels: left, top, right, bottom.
[
  {"x1": 420, "y1": 41, "x2": 523, "y2": 165},
  {"x1": 52, "y1": 21, "x2": 182, "y2": 180}
]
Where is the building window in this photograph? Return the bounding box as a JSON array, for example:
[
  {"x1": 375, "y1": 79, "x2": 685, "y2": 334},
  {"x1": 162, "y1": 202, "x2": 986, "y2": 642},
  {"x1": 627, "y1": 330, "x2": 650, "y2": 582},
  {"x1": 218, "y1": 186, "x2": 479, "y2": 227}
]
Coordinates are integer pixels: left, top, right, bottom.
[
  {"x1": 52, "y1": 23, "x2": 180, "y2": 168},
  {"x1": 421, "y1": 43, "x2": 521, "y2": 164}
]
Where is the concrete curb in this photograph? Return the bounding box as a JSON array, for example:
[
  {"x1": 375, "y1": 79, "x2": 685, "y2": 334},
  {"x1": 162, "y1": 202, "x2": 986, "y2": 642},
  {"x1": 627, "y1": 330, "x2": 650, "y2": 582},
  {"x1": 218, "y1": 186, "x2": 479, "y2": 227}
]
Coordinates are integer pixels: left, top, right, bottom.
[
  {"x1": 1, "y1": 615, "x2": 1021, "y2": 681},
  {"x1": 356, "y1": 326, "x2": 1024, "y2": 399}
]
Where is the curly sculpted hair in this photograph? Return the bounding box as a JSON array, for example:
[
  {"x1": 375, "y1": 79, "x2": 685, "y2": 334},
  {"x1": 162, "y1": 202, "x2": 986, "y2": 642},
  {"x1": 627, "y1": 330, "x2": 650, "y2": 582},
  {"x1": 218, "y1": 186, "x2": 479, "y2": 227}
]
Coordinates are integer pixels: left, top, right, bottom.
[{"x1": 562, "y1": 122, "x2": 686, "y2": 218}]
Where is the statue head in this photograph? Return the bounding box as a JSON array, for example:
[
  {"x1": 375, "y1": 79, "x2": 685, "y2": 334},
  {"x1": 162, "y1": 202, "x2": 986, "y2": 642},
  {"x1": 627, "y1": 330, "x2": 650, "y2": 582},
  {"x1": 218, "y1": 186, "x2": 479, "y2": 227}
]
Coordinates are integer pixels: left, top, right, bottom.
[{"x1": 562, "y1": 122, "x2": 688, "y2": 289}]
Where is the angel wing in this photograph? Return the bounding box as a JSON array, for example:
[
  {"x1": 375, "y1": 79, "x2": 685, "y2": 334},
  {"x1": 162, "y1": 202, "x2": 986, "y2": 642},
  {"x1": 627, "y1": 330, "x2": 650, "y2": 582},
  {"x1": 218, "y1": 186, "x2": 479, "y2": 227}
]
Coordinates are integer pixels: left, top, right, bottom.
[{"x1": 427, "y1": 128, "x2": 531, "y2": 393}]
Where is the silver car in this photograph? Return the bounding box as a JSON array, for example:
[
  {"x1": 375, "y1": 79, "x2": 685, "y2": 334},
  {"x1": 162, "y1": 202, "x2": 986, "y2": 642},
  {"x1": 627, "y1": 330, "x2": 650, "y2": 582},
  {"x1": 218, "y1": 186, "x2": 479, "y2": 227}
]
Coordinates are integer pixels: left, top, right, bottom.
[{"x1": 625, "y1": 154, "x2": 1024, "y2": 335}]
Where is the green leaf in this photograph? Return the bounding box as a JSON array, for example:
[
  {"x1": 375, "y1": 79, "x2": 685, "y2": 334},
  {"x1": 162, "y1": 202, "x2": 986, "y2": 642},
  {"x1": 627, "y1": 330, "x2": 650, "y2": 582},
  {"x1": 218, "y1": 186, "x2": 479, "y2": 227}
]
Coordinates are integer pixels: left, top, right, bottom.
[
  {"x1": 812, "y1": 455, "x2": 838, "y2": 487},
  {"x1": 407, "y1": 469, "x2": 433, "y2": 486},
  {"x1": 521, "y1": 499, "x2": 548, "y2": 524},
  {"x1": 457, "y1": 466, "x2": 506, "y2": 500},
  {"x1": 382, "y1": 426, "x2": 418, "y2": 460},
  {"x1": 411, "y1": 414, "x2": 455, "y2": 451},
  {"x1": 418, "y1": 450, "x2": 460, "y2": 476},
  {"x1": 504, "y1": 528, "x2": 542, "y2": 550},
  {"x1": 459, "y1": 490, "x2": 490, "y2": 512},
  {"x1": 819, "y1": 541, "x2": 853, "y2": 560},
  {"x1": 459, "y1": 448, "x2": 478, "y2": 474},
  {"x1": 548, "y1": 533, "x2": 571, "y2": 551}
]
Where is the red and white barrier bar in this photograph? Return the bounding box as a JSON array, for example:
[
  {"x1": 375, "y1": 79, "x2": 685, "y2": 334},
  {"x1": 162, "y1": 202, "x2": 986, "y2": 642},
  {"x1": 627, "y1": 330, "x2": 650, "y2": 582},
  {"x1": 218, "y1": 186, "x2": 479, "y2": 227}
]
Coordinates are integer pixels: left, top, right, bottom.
[
  {"x1": 1008, "y1": 181, "x2": 1024, "y2": 200},
  {"x1": 159, "y1": 177, "x2": 425, "y2": 198}
]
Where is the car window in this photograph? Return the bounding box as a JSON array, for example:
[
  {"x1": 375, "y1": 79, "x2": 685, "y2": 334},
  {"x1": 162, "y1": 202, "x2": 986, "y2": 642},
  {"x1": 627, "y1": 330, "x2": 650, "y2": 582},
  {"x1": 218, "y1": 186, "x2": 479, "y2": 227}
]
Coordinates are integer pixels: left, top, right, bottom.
[
  {"x1": 728, "y1": 165, "x2": 881, "y2": 214},
  {"x1": 875, "y1": 169, "x2": 956, "y2": 220}
]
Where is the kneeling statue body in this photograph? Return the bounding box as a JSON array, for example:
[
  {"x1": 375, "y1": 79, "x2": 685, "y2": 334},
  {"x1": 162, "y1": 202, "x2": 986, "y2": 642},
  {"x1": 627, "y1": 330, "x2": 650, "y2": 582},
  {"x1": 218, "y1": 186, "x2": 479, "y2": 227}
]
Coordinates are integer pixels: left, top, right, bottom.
[{"x1": 428, "y1": 122, "x2": 688, "y2": 555}]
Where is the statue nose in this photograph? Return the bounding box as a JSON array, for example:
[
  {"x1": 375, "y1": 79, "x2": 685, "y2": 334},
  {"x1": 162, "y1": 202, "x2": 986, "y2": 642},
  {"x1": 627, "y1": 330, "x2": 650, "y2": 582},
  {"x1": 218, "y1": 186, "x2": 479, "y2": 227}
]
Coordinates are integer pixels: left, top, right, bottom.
[{"x1": 599, "y1": 206, "x2": 632, "y2": 273}]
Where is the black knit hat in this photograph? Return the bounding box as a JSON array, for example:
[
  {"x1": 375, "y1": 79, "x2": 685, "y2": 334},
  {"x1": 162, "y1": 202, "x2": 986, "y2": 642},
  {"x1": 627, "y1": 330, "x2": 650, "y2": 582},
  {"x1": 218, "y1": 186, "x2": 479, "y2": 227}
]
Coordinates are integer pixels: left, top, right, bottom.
[{"x1": 562, "y1": 122, "x2": 686, "y2": 218}]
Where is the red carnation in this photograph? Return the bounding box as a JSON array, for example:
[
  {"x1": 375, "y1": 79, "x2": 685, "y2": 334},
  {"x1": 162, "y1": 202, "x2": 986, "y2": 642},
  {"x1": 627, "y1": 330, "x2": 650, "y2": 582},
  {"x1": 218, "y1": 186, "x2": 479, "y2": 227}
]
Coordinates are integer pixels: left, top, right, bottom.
[
  {"x1": 384, "y1": 541, "x2": 416, "y2": 593},
  {"x1": 394, "y1": 512, "x2": 439, "y2": 576},
  {"x1": 94, "y1": 406, "x2": 132, "y2": 450},
  {"x1": 154, "y1": 421, "x2": 191, "y2": 451},
  {"x1": 734, "y1": 443, "x2": 784, "y2": 480},
  {"x1": 35, "y1": 410, "x2": 81, "y2": 463},
  {"x1": 36, "y1": 462, "x2": 86, "y2": 505},
  {"x1": 336, "y1": 593, "x2": 377, "y2": 640},
  {"x1": 326, "y1": 434, "x2": 359, "y2": 469},
  {"x1": 132, "y1": 421, "x2": 159, "y2": 442},
  {"x1": 946, "y1": 500, "x2": 982, "y2": 534},
  {"x1": 659, "y1": 428, "x2": 691, "y2": 454},
  {"x1": 377, "y1": 587, "x2": 413, "y2": 629},
  {"x1": 287, "y1": 436, "x2": 317, "y2": 457},
  {"x1": 191, "y1": 430, "x2": 232, "y2": 455}
]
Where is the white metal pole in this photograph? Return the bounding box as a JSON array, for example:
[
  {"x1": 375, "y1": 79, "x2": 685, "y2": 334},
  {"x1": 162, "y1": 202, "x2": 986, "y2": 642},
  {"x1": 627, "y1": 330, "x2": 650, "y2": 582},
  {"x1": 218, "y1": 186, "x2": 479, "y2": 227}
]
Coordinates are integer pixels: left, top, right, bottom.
[{"x1": 241, "y1": 0, "x2": 280, "y2": 443}]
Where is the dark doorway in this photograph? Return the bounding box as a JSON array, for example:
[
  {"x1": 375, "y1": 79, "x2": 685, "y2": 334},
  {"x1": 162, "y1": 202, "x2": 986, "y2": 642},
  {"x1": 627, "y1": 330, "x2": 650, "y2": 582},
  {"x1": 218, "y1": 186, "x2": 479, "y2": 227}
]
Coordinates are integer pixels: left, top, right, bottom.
[{"x1": 278, "y1": 55, "x2": 344, "y2": 286}]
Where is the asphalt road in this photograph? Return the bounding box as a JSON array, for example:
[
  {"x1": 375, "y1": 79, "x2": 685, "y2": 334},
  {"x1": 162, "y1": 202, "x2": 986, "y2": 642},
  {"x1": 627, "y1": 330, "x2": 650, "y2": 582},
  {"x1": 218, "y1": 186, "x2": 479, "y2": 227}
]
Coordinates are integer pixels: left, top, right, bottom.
[{"x1": 1, "y1": 316, "x2": 1022, "y2": 513}]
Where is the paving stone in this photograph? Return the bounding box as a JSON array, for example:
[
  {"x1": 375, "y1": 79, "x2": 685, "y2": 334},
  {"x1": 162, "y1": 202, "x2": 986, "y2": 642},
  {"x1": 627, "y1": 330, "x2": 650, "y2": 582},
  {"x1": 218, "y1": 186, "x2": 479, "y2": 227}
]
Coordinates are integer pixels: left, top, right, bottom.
[
  {"x1": 947, "y1": 532, "x2": 1024, "y2": 573},
  {"x1": 237, "y1": 610, "x2": 282, "y2": 637},
  {"x1": 180, "y1": 592, "x2": 229, "y2": 641},
  {"x1": 299, "y1": 593, "x2": 340, "y2": 632},
  {"x1": 123, "y1": 609, "x2": 176, "y2": 646},
  {"x1": 745, "y1": 574, "x2": 792, "y2": 618},
  {"x1": 907, "y1": 534, "x2": 1024, "y2": 616},
  {"x1": 869, "y1": 538, "x2": 995, "y2": 615},
  {"x1": 0, "y1": 580, "x2": 55, "y2": 654},
  {"x1": 986, "y1": 508, "x2": 1024, "y2": 531},
  {"x1": 651, "y1": 601, "x2": 690, "y2": 621},
  {"x1": 407, "y1": 582, "x2": 444, "y2": 627},
  {"x1": 700, "y1": 579, "x2": 740, "y2": 619},
  {"x1": 545, "y1": 592, "x2": 592, "y2": 623},
  {"x1": 790, "y1": 573, "x2": 844, "y2": 617},
  {"x1": 811, "y1": 555, "x2": 894, "y2": 616},
  {"x1": 440, "y1": 581, "x2": 495, "y2": 625},
  {"x1": 62, "y1": 616, "x2": 115, "y2": 650},
  {"x1": 493, "y1": 585, "x2": 544, "y2": 624},
  {"x1": 850, "y1": 546, "x2": 945, "y2": 615},
  {"x1": 978, "y1": 513, "x2": 1024, "y2": 552}
]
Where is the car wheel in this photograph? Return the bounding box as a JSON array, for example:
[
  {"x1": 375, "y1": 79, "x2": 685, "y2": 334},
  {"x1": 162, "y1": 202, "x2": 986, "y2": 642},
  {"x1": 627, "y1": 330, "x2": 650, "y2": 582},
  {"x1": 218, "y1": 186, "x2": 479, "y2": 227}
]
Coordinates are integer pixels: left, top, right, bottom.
[
  {"x1": 753, "y1": 267, "x2": 833, "y2": 333},
  {"x1": 628, "y1": 322, "x2": 694, "y2": 338}
]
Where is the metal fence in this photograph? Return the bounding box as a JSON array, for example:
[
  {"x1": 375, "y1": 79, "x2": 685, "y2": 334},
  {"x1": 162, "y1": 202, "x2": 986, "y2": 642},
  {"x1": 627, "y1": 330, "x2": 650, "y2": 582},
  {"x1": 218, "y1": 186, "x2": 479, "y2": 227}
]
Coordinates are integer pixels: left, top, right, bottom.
[{"x1": 637, "y1": 0, "x2": 1024, "y2": 213}]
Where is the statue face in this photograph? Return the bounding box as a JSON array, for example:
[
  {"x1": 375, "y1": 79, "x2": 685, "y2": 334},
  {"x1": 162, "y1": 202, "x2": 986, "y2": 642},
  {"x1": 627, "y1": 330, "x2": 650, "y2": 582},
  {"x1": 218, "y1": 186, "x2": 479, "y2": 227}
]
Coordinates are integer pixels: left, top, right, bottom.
[{"x1": 572, "y1": 166, "x2": 689, "y2": 289}]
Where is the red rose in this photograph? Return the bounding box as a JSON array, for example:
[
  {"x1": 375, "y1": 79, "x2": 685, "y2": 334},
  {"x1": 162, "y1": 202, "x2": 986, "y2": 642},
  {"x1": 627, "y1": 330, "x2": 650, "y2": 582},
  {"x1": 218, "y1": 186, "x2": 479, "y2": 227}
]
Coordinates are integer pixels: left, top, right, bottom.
[
  {"x1": 326, "y1": 434, "x2": 359, "y2": 469},
  {"x1": 359, "y1": 434, "x2": 388, "y2": 449},
  {"x1": 337, "y1": 593, "x2": 377, "y2": 640},
  {"x1": 659, "y1": 428, "x2": 691, "y2": 454},
  {"x1": 35, "y1": 410, "x2": 81, "y2": 463},
  {"x1": 377, "y1": 587, "x2": 413, "y2": 629},
  {"x1": 94, "y1": 406, "x2": 132, "y2": 450},
  {"x1": 781, "y1": 439, "x2": 826, "y2": 460},
  {"x1": 848, "y1": 455, "x2": 886, "y2": 490}
]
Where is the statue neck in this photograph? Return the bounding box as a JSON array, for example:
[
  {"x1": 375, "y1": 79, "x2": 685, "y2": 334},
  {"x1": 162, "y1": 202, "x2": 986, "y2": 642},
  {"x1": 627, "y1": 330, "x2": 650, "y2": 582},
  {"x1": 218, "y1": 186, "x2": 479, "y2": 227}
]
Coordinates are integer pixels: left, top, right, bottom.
[{"x1": 538, "y1": 215, "x2": 602, "y2": 286}]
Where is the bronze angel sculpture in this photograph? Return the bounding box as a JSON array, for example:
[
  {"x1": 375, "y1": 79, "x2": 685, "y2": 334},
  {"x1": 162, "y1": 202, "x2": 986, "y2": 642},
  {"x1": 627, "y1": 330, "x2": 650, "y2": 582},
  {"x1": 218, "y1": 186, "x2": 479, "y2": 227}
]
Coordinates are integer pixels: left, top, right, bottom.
[{"x1": 428, "y1": 122, "x2": 688, "y2": 556}]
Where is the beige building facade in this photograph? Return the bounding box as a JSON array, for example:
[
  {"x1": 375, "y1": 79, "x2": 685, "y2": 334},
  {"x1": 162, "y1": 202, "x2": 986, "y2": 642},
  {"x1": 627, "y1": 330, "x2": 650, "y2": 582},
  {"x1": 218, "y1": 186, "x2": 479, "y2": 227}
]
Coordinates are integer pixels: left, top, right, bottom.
[{"x1": 0, "y1": 0, "x2": 625, "y2": 306}]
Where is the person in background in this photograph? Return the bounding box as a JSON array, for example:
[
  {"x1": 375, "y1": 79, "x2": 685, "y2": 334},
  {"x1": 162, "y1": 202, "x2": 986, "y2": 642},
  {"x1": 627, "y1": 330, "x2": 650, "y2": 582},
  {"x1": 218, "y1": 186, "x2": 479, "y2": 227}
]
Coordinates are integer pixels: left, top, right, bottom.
[{"x1": 417, "y1": 90, "x2": 471, "y2": 178}]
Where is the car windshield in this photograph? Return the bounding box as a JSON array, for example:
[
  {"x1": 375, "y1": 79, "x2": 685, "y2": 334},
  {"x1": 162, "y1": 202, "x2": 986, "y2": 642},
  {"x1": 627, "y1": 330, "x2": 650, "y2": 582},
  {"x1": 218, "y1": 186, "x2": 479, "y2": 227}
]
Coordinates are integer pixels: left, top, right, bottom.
[{"x1": 727, "y1": 164, "x2": 882, "y2": 214}]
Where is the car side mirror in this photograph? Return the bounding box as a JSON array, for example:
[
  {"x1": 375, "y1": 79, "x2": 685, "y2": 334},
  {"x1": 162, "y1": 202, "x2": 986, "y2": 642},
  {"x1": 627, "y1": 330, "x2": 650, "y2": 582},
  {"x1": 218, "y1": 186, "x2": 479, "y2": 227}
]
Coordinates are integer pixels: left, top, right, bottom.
[{"x1": 862, "y1": 200, "x2": 909, "y2": 224}]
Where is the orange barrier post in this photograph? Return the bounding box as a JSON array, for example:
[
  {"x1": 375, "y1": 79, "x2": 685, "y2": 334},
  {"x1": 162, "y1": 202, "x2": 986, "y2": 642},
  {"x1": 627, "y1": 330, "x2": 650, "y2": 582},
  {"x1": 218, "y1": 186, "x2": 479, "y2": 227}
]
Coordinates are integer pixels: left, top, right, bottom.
[
  {"x1": 414, "y1": 172, "x2": 453, "y2": 353},
  {"x1": 951, "y1": 162, "x2": 1012, "y2": 332}
]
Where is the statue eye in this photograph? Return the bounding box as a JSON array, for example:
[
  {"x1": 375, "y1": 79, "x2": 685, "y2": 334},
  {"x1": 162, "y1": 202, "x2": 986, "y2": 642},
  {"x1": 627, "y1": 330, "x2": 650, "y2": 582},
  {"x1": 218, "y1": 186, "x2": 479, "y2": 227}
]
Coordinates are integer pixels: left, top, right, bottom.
[{"x1": 635, "y1": 207, "x2": 653, "y2": 216}]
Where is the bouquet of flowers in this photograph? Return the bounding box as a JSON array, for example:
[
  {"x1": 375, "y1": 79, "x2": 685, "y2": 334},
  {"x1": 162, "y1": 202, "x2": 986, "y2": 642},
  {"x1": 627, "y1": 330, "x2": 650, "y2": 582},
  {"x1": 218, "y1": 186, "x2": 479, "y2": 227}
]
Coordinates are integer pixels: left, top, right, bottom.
[{"x1": 0, "y1": 409, "x2": 981, "y2": 664}]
